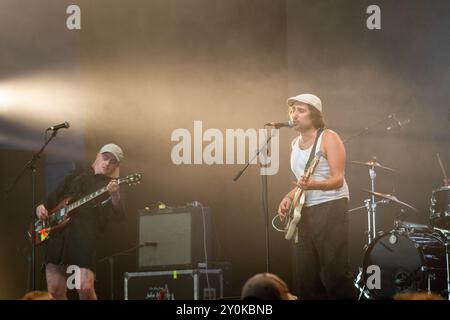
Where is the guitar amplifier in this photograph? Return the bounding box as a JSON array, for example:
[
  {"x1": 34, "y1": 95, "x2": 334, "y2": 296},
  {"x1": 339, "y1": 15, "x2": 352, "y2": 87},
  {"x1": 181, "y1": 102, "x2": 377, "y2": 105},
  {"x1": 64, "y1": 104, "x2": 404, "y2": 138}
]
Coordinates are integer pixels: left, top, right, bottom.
[{"x1": 137, "y1": 205, "x2": 213, "y2": 270}]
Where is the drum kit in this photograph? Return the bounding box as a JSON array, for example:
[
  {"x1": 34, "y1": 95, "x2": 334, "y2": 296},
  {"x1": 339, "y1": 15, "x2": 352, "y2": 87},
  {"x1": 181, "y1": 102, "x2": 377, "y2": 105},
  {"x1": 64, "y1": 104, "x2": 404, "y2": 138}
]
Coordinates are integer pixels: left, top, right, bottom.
[{"x1": 350, "y1": 157, "x2": 450, "y2": 300}]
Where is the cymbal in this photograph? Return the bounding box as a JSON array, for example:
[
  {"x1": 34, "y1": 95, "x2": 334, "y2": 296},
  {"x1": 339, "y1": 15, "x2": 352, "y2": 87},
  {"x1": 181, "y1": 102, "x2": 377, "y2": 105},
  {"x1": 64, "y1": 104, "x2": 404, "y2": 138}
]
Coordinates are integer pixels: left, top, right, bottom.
[
  {"x1": 362, "y1": 189, "x2": 418, "y2": 212},
  {"x1": 351, "y1": 160, "x2": 396, "y2": 172}
]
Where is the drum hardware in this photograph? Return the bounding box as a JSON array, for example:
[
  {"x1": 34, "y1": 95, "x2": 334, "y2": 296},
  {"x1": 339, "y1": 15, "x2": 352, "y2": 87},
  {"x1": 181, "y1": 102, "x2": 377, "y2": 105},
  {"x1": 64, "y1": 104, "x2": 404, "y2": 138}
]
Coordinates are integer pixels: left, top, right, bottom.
[
  {"x1": 420, "y1": 266, "x2": 447, "y2": 272},
  {"x1": 442, "y1": 230, "x2": 450, "y2": 300},
  {"x1": 394, "y1": 220, "x2": 433, "y2": 236},
  {"x1": 426, "y1": 227, "x2": 450, "y2": 300},
  {"x1": 421, "y1": 266, "x2": 448, "y2": 295},
  {"x1": 348, "y1": 199, "x2": 389, "y2": 214},
  {"x1": 389, "y1": 233, "x2": 398, "y2": 245},
  {"x1": 429, "y1": 186, "x2": 450, "y2": 229},
  {"x1": 351, "y1": 159, "x2": 396, "y2": 173},
  {"x1": 349, "y1": 198, "x2": 388, "y2": 248},
  {"x1": 419, "y1": 267, "x2": 437, "y2": 294},
  {"x1": 350, "y1": 156, "x2": 399, "y2": 299},
  {"x1": 353, "y1": 155, "x2": 450, "y2": 299},
  {"x1": 357, "y1": 188, "x2": 419, "y2": 297},
  {"x1": 428, "y1": 273, "x2": 436, "y2": 294},
  {"x1": 362, "y1": 189, "x2": 418, "y2": 213},
  {"x1": 350, "y1": 156, "x2": 398, "y2": 245},
  {"x1": 436, "y1": 153, "x2": 448, "y2": 186},
  {"x1": 434, "y1": 153, "x2": 450, "y2": 299}
]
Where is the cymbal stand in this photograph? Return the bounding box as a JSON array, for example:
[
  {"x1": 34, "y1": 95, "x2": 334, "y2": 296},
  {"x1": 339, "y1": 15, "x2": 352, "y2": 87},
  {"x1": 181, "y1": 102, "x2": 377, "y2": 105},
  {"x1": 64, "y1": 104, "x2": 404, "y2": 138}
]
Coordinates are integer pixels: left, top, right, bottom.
[
  {"x1": 368, "y1": 162, "x2": 377, "y2": 243},
  {"x1": 354, "y1": 158, "x2": 379, "y2": 300},
  {"x1": 445, "y1": 232, "x2": 450, "y2": 300}
]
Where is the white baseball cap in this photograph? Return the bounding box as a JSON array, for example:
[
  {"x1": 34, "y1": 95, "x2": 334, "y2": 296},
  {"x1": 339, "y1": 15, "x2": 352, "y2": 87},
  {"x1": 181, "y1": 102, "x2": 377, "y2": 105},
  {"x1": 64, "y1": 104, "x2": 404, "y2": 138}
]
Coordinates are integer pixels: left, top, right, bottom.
[
  {"x1": 287, "y1": 93, "x2": 322, "y2": 113},
  {"x1": 99, "y1": 143, "x2": 124, "y2": 162}
]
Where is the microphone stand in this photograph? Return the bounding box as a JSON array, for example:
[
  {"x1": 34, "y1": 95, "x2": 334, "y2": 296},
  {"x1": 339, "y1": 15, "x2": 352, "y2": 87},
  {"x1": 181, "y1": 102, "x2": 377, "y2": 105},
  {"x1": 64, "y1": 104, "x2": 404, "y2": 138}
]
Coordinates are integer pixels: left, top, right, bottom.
[
  {"x1": 98, "y1": 242, "x2": 157, "y2": 300},
  {"x1": 233, "y1": 126, "x2": 278, "y2": 273},
  {"x1": 3, "y1": 129, "x2": 59, "y2": 292},
  {"x1": 343, "y1": 114, "x2": 408, "y2": 145}
]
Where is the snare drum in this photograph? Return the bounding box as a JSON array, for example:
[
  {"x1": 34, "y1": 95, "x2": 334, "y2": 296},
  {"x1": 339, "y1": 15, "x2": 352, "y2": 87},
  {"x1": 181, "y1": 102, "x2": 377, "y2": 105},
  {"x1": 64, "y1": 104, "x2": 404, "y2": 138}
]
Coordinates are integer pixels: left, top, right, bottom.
[{"x1": 430, "y1": 186, "x2": 450, "y2": 229}]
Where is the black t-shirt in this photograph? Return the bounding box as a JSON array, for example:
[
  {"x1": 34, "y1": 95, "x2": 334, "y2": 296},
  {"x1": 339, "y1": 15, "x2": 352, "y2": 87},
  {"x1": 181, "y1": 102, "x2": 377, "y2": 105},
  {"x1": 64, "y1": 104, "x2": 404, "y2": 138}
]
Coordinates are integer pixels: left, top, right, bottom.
[{"x1": 42, "y1": 169, "x2": 125, "y2": 272}]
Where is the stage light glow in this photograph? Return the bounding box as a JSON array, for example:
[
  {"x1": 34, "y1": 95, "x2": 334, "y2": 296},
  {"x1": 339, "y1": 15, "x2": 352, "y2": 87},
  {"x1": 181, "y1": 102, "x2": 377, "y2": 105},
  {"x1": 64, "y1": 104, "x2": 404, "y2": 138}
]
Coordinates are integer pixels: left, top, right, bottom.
[
  {"x1": 0, "y1": 68, "x2": 83, "y2": 131},
  {"x1": 0, "y1": 87, "x2": 12, "y2": 112}
]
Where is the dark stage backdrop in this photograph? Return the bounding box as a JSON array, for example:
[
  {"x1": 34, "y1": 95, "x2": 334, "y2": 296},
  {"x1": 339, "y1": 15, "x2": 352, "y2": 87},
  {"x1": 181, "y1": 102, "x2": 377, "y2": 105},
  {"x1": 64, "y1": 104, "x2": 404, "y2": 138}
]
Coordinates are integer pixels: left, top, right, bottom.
[{"x1": 0, "y1": 151, "x2": 46, "y2": 299}]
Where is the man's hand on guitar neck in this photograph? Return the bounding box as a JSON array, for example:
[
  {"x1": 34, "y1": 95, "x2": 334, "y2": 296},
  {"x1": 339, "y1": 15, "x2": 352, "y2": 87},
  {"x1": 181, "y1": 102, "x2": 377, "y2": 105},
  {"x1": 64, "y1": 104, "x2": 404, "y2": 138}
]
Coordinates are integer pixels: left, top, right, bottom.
[
  {"x1": 36, "y1": 204, "x2": 49, "y2": 221},
  {"x1": 106, "y1": 179, "x2": 121, "y2": 207}
]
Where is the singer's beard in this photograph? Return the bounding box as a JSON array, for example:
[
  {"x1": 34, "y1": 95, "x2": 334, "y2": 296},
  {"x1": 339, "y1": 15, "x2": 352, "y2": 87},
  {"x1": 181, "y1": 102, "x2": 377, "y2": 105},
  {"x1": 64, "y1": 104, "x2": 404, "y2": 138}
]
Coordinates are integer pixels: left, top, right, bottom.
[{"x1": 296, "y1": 122, "x2": 314, "y2": 133}]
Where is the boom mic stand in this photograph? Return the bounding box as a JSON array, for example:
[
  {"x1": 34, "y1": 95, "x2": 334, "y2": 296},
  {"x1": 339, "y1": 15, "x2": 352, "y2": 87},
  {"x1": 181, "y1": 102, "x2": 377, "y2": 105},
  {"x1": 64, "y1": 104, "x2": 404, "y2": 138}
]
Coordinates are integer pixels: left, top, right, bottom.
[{"x1": 233, "y1": 126, "x2": 278, "y2": 273}]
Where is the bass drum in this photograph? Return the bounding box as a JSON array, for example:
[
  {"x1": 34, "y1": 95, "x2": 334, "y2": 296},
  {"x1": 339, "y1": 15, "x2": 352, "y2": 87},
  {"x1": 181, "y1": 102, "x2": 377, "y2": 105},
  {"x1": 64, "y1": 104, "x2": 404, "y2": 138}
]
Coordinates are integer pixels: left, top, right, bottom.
[{"x1": 362, "y1": 230, "x2": 446, "y2": 299}]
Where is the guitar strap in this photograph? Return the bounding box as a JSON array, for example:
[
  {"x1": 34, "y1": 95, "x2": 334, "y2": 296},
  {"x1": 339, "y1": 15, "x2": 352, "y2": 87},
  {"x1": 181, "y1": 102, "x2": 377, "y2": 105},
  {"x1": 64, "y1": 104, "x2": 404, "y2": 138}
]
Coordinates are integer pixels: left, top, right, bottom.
[
  {"x1": 304, "y1": 128, "x2": 324, "y2": 174},
  {"x1": 294, "y1": 127, "x2": 324, "y2": 243}
]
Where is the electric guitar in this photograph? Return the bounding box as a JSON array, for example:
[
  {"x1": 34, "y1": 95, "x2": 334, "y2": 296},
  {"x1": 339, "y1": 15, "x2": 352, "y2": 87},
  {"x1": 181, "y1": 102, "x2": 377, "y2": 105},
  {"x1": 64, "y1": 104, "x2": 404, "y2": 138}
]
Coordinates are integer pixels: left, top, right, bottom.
[
  {"x1": 284, "y1": 151, "x2": 322, "y2": 241},
  {"x1": 29, "y1": 173, "x2": 142, "y2": 245}
]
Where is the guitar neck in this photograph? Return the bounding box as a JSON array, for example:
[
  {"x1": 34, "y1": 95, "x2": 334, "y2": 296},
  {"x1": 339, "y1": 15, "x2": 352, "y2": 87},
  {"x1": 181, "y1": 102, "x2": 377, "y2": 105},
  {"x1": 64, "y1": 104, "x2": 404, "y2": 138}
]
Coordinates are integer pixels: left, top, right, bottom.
[
  {"x1": 292, "y1": 155, "x2": 322, "y2": 203},
  {"x1": 66, "y1": 187, "x2": 108, "y2": 213},
  {"x1": 66, "y1": 177, "x2": 125, "y2": 213}
]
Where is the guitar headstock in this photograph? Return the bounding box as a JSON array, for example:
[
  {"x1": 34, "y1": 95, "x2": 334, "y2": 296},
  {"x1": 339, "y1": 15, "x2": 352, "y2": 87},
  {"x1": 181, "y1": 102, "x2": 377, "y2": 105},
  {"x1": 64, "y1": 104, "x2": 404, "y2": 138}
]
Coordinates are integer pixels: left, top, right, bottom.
[{"x1": 119, "y1": 173, "x2": 143, "y2": 186}]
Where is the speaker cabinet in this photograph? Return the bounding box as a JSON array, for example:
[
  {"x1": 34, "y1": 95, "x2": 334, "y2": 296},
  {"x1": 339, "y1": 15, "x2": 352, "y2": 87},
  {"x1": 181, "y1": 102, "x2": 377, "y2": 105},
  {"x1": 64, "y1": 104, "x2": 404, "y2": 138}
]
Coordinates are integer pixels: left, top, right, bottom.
[{"x1": 138, "y1": 206, "x2": 213, "y2": 270}]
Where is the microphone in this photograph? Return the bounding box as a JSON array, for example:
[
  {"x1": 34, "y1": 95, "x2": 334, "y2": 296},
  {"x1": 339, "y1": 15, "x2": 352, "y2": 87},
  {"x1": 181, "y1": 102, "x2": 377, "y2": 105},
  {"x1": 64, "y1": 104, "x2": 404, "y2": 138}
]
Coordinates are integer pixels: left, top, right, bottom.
[
  {"x1": 47, "y1": 122, "x2": 70, "y2": 131},
  {"x1": 265, "y1": 120, "x2": 293, "y2": 128}
]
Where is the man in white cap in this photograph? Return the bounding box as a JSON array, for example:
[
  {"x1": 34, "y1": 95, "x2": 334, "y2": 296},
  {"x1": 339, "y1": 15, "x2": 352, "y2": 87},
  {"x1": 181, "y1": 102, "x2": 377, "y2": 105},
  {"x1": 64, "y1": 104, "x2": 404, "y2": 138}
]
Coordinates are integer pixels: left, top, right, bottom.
[
  {"x1": 36, "y1": 143, "x2": 125, "y2": 300},
  {"x1": 277, "y1": 94, "x2": 354, "y2": 299}
]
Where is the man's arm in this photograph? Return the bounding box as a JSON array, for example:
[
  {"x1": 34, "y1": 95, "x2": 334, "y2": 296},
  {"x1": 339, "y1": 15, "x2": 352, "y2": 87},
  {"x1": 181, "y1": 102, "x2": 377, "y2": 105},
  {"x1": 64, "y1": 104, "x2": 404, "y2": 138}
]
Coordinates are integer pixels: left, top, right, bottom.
[
  {"x1": 36, "y1": 172, "x2": 78, "y2": 219},
  {"x1": 106, "y1": 179, "x2": 125, "y2": 221}
]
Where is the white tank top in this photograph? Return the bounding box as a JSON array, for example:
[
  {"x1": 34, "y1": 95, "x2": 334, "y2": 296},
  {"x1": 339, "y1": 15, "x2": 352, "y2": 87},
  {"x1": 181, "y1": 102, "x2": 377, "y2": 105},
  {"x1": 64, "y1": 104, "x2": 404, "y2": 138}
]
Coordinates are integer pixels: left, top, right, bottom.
[{"x1": 290, "y1": 131, "x2": 349, "y2": 207}]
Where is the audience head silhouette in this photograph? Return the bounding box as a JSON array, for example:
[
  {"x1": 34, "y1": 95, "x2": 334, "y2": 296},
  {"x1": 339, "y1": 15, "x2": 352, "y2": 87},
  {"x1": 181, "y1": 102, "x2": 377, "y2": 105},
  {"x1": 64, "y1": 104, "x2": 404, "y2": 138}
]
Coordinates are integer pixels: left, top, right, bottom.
[{"x1": 241, "y1": 273, "x2": 297, "y2": 300}]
